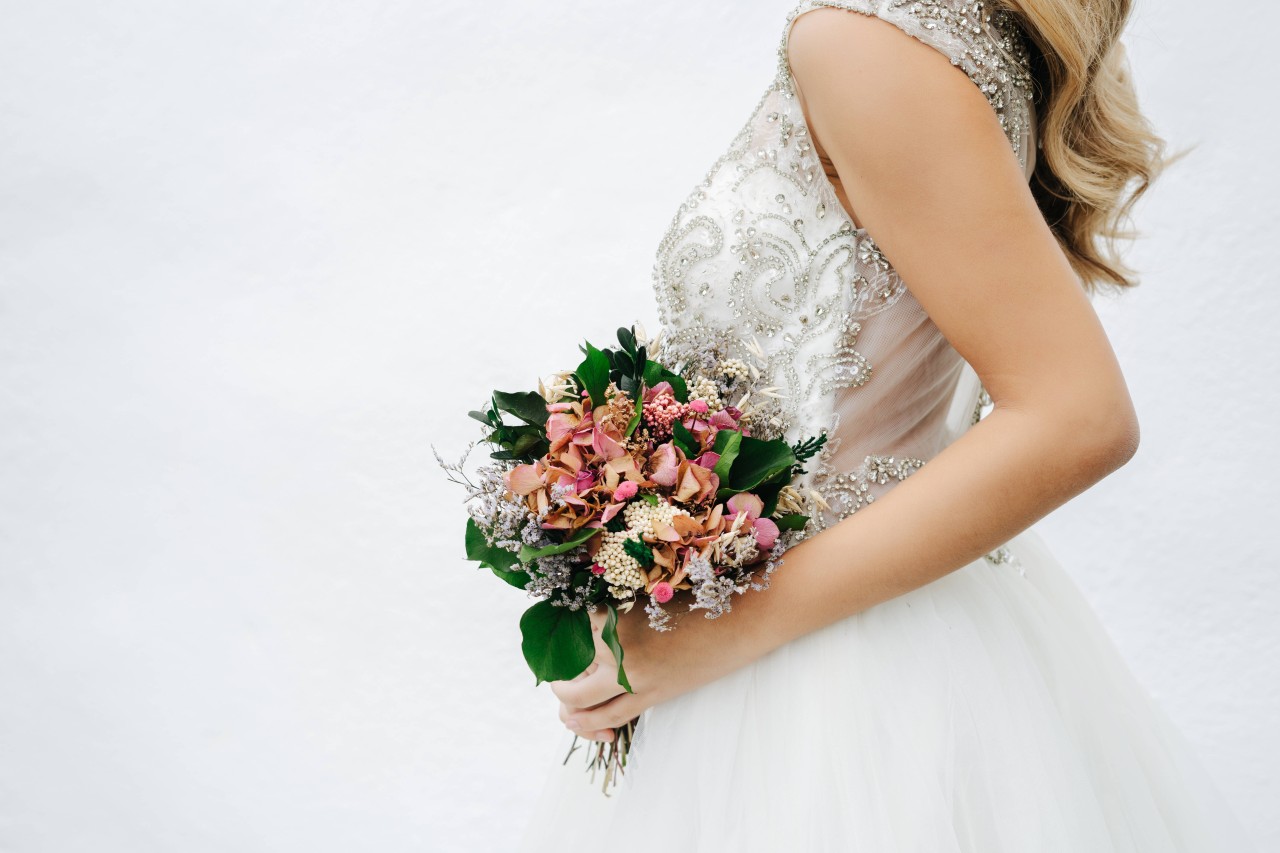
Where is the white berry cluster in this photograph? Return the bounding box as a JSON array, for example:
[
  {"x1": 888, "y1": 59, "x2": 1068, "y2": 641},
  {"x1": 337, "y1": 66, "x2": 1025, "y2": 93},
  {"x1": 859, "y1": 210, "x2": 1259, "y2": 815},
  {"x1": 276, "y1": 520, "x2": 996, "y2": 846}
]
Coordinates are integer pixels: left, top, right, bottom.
[
  {"x1": 595, "y1": 529, "x2": 645, "y2": 597},
  {"x1": 596, "y1": 500, "x2": 689, "y2": 597},
  {"x1": 686, "y1": 375, "x2": 723, "y2": 411},
  {"x1": 718, "y1": 358, "x2": 751, "y2": 385}
]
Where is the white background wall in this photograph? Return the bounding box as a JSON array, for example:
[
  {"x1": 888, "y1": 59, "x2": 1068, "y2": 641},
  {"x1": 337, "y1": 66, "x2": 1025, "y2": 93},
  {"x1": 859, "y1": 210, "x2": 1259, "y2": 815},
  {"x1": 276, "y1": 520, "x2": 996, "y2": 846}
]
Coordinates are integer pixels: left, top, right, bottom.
[{"x1": 1, "y1": 1, "x2": 1276, "y2": 851}]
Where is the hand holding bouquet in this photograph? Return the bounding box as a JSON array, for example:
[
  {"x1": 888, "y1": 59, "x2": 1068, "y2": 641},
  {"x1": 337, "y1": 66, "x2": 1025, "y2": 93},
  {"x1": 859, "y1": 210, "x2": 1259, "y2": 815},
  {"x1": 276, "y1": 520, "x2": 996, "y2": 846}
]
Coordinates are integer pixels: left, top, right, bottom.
[{"x1": 439, "y1": 325, "x2": 825, "y2": 789}]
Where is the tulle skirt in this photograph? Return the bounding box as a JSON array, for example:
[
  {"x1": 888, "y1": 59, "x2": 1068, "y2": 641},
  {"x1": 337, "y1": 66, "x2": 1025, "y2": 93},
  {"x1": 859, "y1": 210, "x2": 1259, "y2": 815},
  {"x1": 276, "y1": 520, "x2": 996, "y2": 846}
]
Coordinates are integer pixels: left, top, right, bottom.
[{"x1": 520, "y1": 527, "x2": 1255, "y2": 852}]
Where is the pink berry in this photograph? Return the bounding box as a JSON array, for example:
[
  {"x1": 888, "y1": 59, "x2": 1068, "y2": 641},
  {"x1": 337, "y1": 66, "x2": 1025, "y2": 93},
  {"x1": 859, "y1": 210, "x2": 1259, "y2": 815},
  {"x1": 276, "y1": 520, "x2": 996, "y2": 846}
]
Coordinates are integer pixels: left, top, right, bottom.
[
  {"x1": 590, "y1": 563, "x2": 605, "y2": 575},
  {"x1": 652, "y1": 582, "x2": 674, "y2": 604}
]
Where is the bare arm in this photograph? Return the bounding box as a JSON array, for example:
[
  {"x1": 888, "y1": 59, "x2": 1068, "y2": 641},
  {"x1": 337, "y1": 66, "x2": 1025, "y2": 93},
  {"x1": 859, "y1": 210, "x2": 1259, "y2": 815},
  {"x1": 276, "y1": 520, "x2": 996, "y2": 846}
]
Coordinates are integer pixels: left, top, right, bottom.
[{"x1": 557, "y1": 9, "x2": 1139, "y2": 738}]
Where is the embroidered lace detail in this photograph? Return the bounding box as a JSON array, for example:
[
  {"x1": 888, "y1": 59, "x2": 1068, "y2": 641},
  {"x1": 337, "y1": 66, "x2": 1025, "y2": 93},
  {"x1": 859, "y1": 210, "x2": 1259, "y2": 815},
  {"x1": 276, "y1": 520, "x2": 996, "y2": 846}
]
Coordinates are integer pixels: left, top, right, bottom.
[
  {"x1": 649, "y1": 0, "x2": 1036, "y2": 548},
  {"x1": 812, "y1": 452, "x2": 927, "y2": 520},
  {"x1": 777, "y1": 0, "x2": 1036, "y2": 168}
]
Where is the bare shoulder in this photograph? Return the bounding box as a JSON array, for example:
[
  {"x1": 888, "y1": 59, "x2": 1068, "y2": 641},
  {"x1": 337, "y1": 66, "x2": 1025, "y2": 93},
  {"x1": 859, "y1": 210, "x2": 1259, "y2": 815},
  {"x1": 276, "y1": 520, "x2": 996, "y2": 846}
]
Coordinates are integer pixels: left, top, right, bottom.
[{"x1": 786, "y1": 4, "x2": 1119, "y2": 429}]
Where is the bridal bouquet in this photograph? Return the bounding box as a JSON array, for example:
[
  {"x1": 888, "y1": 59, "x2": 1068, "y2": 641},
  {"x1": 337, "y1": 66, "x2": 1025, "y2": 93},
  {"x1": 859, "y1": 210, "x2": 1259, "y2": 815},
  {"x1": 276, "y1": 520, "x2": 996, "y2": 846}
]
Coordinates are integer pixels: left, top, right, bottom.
[{"x1": 439, "y1": 326, "x2": 825, "y2": 788}]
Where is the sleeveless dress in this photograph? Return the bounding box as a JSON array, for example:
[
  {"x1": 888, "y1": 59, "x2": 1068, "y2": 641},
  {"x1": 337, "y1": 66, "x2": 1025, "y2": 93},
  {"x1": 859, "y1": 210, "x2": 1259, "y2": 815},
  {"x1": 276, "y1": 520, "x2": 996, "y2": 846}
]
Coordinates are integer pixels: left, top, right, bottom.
[{"x1": 520, "y1": 2, "x2": 1256, "y2": 850}]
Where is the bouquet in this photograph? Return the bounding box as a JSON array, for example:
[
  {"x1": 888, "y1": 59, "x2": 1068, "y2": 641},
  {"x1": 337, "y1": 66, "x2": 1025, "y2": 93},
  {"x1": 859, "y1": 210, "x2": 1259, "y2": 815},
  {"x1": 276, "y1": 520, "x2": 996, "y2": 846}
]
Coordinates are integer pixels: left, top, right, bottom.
[{"x1": 438, "y1": 325, "x2": 825, "y2": 789}]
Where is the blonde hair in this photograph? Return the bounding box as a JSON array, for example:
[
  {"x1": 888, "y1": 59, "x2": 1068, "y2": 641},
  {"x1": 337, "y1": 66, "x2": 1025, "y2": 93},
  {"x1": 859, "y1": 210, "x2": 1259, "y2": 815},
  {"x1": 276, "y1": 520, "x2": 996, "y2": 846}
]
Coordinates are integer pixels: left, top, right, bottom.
[{"x1": 1003, "y1": 0, "x2": 1172, "y2": 292}]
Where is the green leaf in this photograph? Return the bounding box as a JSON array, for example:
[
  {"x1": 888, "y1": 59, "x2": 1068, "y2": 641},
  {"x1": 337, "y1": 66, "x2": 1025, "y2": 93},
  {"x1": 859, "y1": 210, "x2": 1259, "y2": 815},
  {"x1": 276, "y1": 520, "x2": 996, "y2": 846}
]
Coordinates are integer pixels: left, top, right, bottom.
[
  {"x1": 467, "y1": 409, "x2": 493, "y2": 425},
  {"x1": 671, "y1": 420, "x2": 699, "y2": 458},
  {"x1": 727, "y1": 436, "x2": 797, "y2": 493},
  {"x1": 518, "y1": 526, "x2": 598, "y2": 563},
  {"x1": 600, "y1": 604, "x2": 634, "y2": 693},
  {"x1": 465, "y1": 518, "x2": 531, "y2": 589},
  {"x1": 575, "y1": 342, "x2": 611, "y2": 409},
  {"x1": 712, "y1": 429, "x2": 742, "y2": 483},
  {"x1": 641, "y1": 360, "x2": 688, "y2": 402},
  {"x1": 641, "y1": 493, "x2": 659, "y2": 506},
  {"x1": 491, "y1": 390, "x2": 548, "y2": 427},
  {"x1": 519, "y1": 600, "x2": 595, "y2": 684},
  {"x1": 622, "y1": 538, "x2": 654, "y2": 568},
  {"x1": 624, "y1": 392, "x2": 644, "y2": 437},
  {"x1": 775, "y1": 513, "x2": 810, "y2": 531},
  {"x1": 616, "y1": 326, "x2": 636, "y2": 353}
]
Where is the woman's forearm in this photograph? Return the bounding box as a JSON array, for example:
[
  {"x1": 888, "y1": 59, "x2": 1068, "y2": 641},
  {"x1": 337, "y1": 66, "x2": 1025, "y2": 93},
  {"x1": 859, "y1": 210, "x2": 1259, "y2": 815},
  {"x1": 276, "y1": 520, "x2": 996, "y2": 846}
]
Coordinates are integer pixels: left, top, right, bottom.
[
  {"x1": 631, "y1": 397, "x2": 1139, "y2": 689},
  {"x1": 752, "y1": 401, "x2": 1137, "y2": 651}
]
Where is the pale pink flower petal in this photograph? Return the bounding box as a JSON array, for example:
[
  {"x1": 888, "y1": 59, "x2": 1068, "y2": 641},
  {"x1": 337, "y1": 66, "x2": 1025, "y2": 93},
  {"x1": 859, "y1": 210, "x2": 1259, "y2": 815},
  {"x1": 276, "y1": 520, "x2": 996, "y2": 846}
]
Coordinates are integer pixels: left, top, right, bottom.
[
  {"x1": 726, "y1": 492, "x2": 763, "y2": 521},
  {"x1": 710, "y1": 410, "x2": 738, "y2": 430},
  {"x1": 651, "y1": 442, "x2": 680, "y2": 487},
  {"x1": 753, "y1": 517, "x2": 779, "y2": 551},
  {"x1": 695, "y1": 451, "x2": 720, "y2": 469},
  {"x1": 507, "y1": 463, "x2": 543, "y2": 495},
  {"x1": 592, "y1": 424, "x2": 626, "y2": 460}
]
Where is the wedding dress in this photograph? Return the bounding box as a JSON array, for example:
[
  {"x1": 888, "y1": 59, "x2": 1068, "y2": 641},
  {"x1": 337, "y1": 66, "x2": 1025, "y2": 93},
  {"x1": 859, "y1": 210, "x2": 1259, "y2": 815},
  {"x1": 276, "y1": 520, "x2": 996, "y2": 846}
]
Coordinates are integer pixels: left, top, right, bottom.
[{"x1": 520, "y1": 1, "x2": 1256, "y2": 850}]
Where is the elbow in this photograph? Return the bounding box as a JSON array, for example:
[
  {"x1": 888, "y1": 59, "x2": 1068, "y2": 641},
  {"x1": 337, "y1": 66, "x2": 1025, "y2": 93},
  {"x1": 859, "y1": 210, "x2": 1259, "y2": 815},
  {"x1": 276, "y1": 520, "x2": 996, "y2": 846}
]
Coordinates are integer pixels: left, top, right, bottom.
[{"x1": 1069, "y1": 399, "x2": 1141, "y2": 481}]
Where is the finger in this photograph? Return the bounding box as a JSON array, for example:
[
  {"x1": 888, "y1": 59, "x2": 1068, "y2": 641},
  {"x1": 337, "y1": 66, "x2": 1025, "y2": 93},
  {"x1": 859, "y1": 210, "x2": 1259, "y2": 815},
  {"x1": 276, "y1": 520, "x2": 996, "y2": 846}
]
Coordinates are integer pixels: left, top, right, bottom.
[
  {"x1": 559, "y1": 702, "x2": 616, "y2": 743},
  {"x1": 550, "y1": 659, "x2": 627, "y2": 708},
  {"x1": 567, "y1": 693, "x2": 643, "y2": 733}
]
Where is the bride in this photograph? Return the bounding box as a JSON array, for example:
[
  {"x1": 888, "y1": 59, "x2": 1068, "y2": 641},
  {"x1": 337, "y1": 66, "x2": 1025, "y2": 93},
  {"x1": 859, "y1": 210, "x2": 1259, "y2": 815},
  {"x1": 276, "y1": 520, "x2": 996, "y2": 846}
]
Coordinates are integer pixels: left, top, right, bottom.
[{"x1": 522, "y1": 1, "x2": 1256, "y2": 849}]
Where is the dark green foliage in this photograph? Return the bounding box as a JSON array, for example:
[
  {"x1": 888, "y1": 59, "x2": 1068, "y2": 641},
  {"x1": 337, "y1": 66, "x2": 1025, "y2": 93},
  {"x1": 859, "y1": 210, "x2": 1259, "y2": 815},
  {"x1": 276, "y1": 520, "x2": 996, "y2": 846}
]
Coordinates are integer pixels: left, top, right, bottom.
[
  {"x1": 576, "y1": 343, "x2": 611, "y2": 409},
  {"x1": 790, "y1": 432, "x2": 829, "y2": 475},
  {"x1": 600, "y1": 604, "x2": 633, "y2": 693},
  {"x1": 519, "y1": 600, "x2": 595, "y2": 685},
  {"x1": 672, "y1": 420, "x2": 700, "y2": 458},
  {"x1": 622, "y1": 538, "x2": 654, "y2": 568},
  {"x1": 473, "y1": 391, "x2": 551, "y2": 463},
  {"x1": 464, "y1": 518, "x2": 531, "y2": 589}
]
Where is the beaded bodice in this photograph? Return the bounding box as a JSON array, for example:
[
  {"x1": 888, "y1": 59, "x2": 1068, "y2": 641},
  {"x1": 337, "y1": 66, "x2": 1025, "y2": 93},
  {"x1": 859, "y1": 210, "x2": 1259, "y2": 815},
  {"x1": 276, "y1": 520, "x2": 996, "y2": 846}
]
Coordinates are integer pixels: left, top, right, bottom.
[{"x1": 650, "y1": 0, "x2": 1036, "y2": 535}]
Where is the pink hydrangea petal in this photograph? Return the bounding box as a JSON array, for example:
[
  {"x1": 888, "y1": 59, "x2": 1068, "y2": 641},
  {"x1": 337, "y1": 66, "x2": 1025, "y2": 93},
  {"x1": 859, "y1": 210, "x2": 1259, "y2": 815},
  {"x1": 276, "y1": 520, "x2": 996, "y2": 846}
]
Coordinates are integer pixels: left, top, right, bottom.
[
  {"x1": 592, "y1": 425, "x2": 626, "y2": 460},
  {"x1": 753, "y1": 517, "x2": 779, "y2": 551},
  {"x1": 651, "y1": 443, "x2": 680, "y2": 487},
  {"x1": 644, "y1": 381, "x2": 674, "y2": 403},
  {"x1": 506, "y1": 463, "x2": 543, "y2": 495},
  {"x1": 726, "y1": 492, "x2": 763, "y2": 521},
  {"x1": 710, "y1": 410, "x2": 738, "y2": 430}
]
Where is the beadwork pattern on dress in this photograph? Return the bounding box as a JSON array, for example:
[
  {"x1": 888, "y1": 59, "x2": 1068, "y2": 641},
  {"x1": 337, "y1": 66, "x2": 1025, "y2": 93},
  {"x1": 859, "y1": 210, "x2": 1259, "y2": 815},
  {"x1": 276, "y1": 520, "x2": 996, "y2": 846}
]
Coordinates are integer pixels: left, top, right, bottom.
[{"x1": 649, "y1": 0, "x2": 1036, "y2": 556}]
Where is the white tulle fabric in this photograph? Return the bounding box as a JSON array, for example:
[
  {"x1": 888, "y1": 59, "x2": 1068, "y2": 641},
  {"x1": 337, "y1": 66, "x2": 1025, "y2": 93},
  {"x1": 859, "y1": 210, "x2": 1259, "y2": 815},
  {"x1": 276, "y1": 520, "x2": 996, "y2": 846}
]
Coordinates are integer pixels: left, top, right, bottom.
[{"x1": 519, "y1": 2, "x2": 1255, "y2": 850}]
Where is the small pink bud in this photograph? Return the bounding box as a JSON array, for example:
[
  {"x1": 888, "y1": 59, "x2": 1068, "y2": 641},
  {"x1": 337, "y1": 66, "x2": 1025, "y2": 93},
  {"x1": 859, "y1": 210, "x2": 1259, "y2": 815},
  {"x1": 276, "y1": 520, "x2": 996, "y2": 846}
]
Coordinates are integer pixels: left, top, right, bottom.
[
  {"x1": 652, "y1": 581, "x2": 674, "y2": 604},
  {"x1": 613, "y1": 480, "x2": 639, "y2": 501},
  {"x1": 688, "y1": 399, "x2": 709, "y2": 414},
  {"x1": 590, "y1": 563, "x2": 606, "y2": 575}
]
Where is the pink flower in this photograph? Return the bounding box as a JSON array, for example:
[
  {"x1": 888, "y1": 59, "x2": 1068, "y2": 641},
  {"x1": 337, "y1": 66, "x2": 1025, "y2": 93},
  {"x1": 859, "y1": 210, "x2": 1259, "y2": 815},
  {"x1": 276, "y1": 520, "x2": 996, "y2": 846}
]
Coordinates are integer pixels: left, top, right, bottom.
[
  {"x1": 650, "y1": 442, "x2": 681, "y2": 487},
  {"x1": 726, "y1": 492, "x2": 764, "y2": 522},
  {"x1": 652, "y1": 581, "x2": 673, "y2": 604},
  {"x1": 695, "y1": 451, "x2": 720, "y2": 469},
  {"x1": 687, "y1": 399, "x2": 709, "y2": 414},
  {"x1": 753, "y1": 517, "x2": 779, "y2": 550},
  {"x1": 507, "y1": 462, "x2": 544, "y2": 496},
  {"x1": 574, "y1": 470, "x2": 596, "y2": 494},
  {"x1": 613, "y1": 480, "x2": 639, "y2": 501},
  {"x1": 709, "y1": 410, "x2": 738, "y2": 430},
  {"x1": 591, "y1": 422, "x2": 626, "y2": 460},
  {"x1": 590, "y1": 563, "x2": 606, "y2": 575}
]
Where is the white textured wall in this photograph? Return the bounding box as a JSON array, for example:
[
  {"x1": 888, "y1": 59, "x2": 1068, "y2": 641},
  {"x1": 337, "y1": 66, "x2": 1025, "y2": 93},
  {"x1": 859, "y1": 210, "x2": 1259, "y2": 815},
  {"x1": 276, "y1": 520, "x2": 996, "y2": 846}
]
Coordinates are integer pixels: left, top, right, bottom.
[{"x1": 1, "y1": 1, "x2": 1275, "y2": 851}]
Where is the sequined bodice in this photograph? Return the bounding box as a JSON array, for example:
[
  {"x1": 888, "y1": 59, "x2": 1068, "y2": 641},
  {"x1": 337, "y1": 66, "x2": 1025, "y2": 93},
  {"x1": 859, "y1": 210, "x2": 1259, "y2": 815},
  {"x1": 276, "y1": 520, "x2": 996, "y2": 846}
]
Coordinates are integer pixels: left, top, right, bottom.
[{"x1": 650, "y1": 0, "x2": 1035, "y2": 535}]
